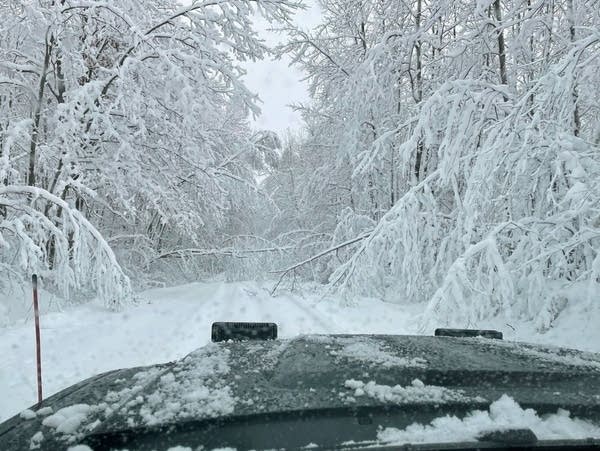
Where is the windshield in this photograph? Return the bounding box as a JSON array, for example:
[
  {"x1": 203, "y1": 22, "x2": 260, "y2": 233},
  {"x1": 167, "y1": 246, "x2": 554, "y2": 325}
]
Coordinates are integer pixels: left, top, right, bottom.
[{"x1": 1, "y1": 0, "x2": 600, "y2": 450}]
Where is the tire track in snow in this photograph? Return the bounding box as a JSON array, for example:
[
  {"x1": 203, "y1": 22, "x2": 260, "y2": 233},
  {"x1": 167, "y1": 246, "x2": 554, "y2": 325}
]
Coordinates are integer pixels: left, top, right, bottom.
[
  {"x1": 188, "y1": 282, "x2": 234, "y2": 346},
  {"x1": 272, "y1": 291, "x2": 338, "y2": 336}
]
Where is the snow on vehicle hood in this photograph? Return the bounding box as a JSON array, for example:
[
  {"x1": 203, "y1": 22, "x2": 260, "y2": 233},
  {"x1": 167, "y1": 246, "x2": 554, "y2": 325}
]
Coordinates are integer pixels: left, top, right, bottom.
[{"x1": 1, "y1": 335, "x2": 600, "y2": 450}]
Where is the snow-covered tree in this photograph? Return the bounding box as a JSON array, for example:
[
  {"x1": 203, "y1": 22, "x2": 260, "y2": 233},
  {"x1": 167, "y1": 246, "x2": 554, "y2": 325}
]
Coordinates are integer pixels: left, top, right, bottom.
[
  {"x1": 272, "y1": 0, "x2": 600, "y2": 331},
  {"x1": 0, "y1": 0, "x2": 300, "y2": 312}
]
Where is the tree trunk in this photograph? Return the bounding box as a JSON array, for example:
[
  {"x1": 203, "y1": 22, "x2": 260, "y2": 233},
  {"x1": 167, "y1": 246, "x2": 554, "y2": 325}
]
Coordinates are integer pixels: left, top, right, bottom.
[
  {"x1": 567, "y1": 0, "x2": 581, "y2": 136},
  {"x1": 493, "y1": 0, "x2": 508, "y2": 86},
  {"x1": 28, "y1": 38, "x2": 53, "y2": 187},
  {"x1": 414, "y1": 0, "x2": 424, "y2": 182}
]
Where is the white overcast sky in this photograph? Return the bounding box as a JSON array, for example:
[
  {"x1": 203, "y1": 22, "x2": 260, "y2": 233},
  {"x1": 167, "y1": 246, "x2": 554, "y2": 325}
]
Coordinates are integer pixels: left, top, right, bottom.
[
  {"x1": 241, "y1": 2, "x2": 322, "y2": 134},
  {"x1": 180, "y1": 0, "x2": 322, "y2": 135}
]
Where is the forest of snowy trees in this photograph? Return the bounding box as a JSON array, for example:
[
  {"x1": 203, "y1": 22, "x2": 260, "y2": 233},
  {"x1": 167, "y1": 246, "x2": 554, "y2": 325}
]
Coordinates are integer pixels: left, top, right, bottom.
[{"x1": 1, "y1": 0, "x2": 599, "y2": 330}]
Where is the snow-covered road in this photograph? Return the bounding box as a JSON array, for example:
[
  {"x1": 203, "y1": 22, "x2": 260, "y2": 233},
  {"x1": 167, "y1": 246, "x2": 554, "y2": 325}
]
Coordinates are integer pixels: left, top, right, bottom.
[{"x1": 0, "y1": 281, "x2": 421, "y2": 422}]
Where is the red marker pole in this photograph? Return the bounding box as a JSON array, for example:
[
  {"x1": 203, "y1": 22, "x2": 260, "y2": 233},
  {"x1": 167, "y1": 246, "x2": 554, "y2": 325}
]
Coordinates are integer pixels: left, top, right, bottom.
[{"x1": 32, "y1": 274, "x2": 43, "y2": 404}]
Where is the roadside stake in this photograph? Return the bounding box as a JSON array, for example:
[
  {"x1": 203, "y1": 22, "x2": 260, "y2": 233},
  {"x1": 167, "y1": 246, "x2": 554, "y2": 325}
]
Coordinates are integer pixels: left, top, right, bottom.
[{"x1": 32, "y1": 274, "x2": 42, "y2": 405}]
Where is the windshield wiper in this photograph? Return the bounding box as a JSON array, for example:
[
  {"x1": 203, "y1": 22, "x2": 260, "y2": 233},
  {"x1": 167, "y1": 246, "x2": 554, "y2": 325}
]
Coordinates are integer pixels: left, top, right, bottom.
[
  {"x1": 83, "y1": 406, "x2": 600, "y2": 451},
  {"x1": 344, "y1": 437, "x2": 600, "y2": 451},
  {"x1": 341, "y1": 428, "x2": 600, "y2": 450},
  {"x1": 341, "y1": 427, "x2": 600, "y2": 450},
  {"x1": 477, "y1": 427, "x2": 538, "y2": 445}
]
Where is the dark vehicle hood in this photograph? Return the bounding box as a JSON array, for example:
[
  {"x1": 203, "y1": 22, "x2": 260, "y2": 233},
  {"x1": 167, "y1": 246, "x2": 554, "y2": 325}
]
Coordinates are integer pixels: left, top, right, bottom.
[{"x1": 2, "y1": 334, "x2": 600, "y2": 450}]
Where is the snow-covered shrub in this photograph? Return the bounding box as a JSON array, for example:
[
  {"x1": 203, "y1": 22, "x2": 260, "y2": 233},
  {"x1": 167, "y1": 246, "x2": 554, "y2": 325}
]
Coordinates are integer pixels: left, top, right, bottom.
[{"x1": 0, "y1": 185, "x2": 132, "y2": 311}]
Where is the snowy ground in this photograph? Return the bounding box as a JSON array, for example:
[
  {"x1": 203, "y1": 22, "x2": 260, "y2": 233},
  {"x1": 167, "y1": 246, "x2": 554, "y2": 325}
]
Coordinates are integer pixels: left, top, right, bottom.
[{"x1": 1, "y1": 280, "x2": 599, "y2": 423}]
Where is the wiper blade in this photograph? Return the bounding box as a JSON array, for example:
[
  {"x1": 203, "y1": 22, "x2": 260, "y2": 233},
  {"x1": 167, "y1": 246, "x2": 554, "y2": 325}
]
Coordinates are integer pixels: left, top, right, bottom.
[
  {"x1": 83, "y1": 405, "x2": 600, "y2": 451},
  {"x1": 343, "y1": 437, "x2": 600, "y2": 450},
  {"x1": 83, "y1": 403, "x2": 491, "y2": 450},
  {"x1": 342, "y1": 425, "x2": 600, "y2": 450},
  {"x1": 477, "y1": 427, "x2": 538, "y2": 445}
]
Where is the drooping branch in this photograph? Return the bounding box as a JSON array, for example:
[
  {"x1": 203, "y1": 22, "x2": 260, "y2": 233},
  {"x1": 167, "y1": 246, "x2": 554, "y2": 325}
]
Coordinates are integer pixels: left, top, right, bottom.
[
  {"x1": 269, "y1": 231, "x2": 373, "y2": 295},
  {"x1": 0, "y1": 185, "x2": 131, "y2": 308},
  {"x1": 156, "y1": 245, "x2": 295, "y2": 260}
]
